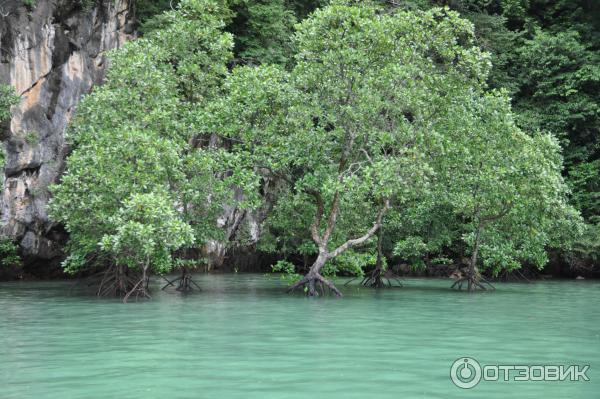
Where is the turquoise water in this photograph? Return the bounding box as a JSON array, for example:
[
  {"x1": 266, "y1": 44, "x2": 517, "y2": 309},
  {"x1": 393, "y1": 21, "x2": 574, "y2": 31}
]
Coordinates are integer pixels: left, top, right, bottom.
[{"x1": 0, "y1": 274, "x2": 598, "y2": 398}]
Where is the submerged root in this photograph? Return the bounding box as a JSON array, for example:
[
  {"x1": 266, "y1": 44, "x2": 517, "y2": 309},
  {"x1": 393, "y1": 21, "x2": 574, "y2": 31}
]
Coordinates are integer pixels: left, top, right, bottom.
[
  {"x1": 451, "y1": 273, "x2": 495, "y2": 291},
  {"x1": 161, "y1": 268, "x2": 201, "y2": 292},
  {"x1": 287, "y1": 273, "x2": 343, "y2": 297},
  {"x1": 123, "y1": 276, "x2": 151, "y2": 303},
  {"x1": 96, "y1": 264, "x2": 139, "y2": 298},
  {"x1": 360, "y1": 267, "x2": 403, "y2": 288},
  {"x1": 498, "y1": 268, "x2": 532, "y2": 283}
]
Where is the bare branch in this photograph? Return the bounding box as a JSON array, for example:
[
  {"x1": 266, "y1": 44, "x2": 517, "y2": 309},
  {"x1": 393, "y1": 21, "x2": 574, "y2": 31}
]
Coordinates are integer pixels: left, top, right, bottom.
[
  {"x1": 305, "y1": 188, "x2": 325, "y2": 246},
  {"x1": 328, "y1": 198, "x2": 390, "y2": 259},
  {"x1": 360, "y1": 148, "x2": 373, "y2": 164}
]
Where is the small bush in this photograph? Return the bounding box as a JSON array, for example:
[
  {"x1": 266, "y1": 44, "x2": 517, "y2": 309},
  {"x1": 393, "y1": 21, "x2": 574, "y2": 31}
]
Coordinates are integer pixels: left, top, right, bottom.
[{"x1": 0, "y1": 238, "x2": 22, "y2": 268}]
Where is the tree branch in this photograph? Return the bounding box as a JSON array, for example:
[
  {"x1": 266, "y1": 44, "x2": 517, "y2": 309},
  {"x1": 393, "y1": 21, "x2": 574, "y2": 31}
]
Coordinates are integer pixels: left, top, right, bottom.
[
  {"x1": 322, "y1": 190, "x2": 340, "y2": 243},
  {"x1": 305, "y1": 188, "x2": 325, "y2": 246},
  {"x1": 323, "y1": 129, "x2": 356, "y2": 243},
  {"x1": 480, "y1": 201, "x2": 513, "y2": 225},
  {"x1": 328, "y1": 198, "x2": 390, "y2": 259}
]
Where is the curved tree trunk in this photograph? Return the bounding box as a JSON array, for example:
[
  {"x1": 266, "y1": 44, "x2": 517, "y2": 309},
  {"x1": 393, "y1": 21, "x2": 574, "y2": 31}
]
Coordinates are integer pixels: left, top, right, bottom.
[
  {"x1": 290, "y1": 183, "x2": 389, "y2": 297},
  {"x1": 287, "y1": 252, "x2": 342, "y2": 297}
]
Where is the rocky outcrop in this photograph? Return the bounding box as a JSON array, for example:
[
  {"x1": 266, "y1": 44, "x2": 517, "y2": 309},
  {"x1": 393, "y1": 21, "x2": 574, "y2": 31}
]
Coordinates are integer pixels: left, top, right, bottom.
[{"x1": 0, "y1": 0, "x2": 134, "y2": 268}]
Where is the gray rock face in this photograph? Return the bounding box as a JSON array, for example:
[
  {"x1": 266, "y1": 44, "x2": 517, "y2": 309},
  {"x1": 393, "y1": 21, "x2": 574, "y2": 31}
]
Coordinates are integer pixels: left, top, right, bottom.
[{"x1": 0, "y1": 0, "x2": 133, "y2": 266}]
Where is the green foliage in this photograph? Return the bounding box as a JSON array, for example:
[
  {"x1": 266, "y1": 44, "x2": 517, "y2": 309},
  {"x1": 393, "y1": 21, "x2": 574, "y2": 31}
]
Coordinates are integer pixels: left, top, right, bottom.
[
  {"x1": 24, "y1": 131, "x2": 39, "y2": 146},
  {"x1": 568, "y1": 160, "x2": 600, "y2": 219},
  {"x1": 0, "y1": 238, "x2": 21, "y2": 268},
  {"x1": 394, "y1": 236, "x2": 429, "y2": 269},
  {"x1": 566, "y1": 223, "x2": 600, "y2": 271},
  {"x1": 100, "y1": 192, "x2": 194, "y2": 274},
  {"x1": 256, "y1": 190, "x2": 318, "y2": 256},
  {"x1": 0, "y1": 84, "x2": 19, "y2": 170},
  {"x1": 0, "y1": 84, "x2": 18, "y2": 123},
  {"x1": 270, "y1": 260, "x2": 301, "y2": 283},
  {"x1": 515, "y1": 30, "x2": 600, "y2": 155},
  {"x1": 438, "y1": 90, "x2": 580, "y2": 274},
  {"x1": 135, "y1": 0, "x2": 180, "y2": 33},
  {"x1": 50, "y1": 0, "x2": 249, "y2": 274},
  {"x1": 503, "y1": 22, "x2": 599, "y2": 272},
  {"x1": 289, "y1": 0, "x2": 327, "y2": 19},
  {"x1": 326, "y1": 249, "x2": 374, "y2": 277},
  {"x1": 50, "y1": 0, "x2": 597, "y2": 282},
  {"x1": 466, "y1": 12, "x2": 523, "y2": 93},
  {"x1": 271, "y1": 259, "x2": 295, "y2": 274},
  {"x1": 23, "y1": 0, "x2": 36, "y2": 9},
  {"x1": 228, "y1": 0, "x2": 296, "y2": 65},
  {"x1": 79, "y1": 0, "x2": 95, "y2": 11},
  {"x1": 391, "y1": 0, "x2": 599, "y2": 273},
  {"x1": 462, "y1": 1, "x2": 600, "y2": 271},
  {"x1": 209, "y1": 2, "x2": 506, "y2": 280},
  {"x1": 138, "y1": 0, "x2": 318, "y2": 63}
]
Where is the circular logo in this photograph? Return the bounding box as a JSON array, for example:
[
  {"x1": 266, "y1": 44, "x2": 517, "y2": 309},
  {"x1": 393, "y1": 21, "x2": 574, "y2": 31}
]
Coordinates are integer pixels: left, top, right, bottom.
[{"x1": 450, "y1": 357, "x2": 482, "y2": 389}]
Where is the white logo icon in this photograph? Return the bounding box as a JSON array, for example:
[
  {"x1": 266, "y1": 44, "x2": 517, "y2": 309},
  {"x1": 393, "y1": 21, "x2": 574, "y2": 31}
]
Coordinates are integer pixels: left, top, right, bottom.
[
  {"x1": 450, "y1": 357, "x2": 590, "y2": 388},
  {"x1": 450, "y1": 357, "x2": 482, "y2": 389}
]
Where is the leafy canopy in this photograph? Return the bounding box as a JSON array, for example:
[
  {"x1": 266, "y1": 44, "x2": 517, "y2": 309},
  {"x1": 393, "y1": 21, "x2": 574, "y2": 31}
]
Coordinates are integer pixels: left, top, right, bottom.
[
  {"x1": 207, "y1": 1, "x2": 526, "y2": 280},
  {"x1": 49, "y1": 0, "x2": 249, "y2": 274}
]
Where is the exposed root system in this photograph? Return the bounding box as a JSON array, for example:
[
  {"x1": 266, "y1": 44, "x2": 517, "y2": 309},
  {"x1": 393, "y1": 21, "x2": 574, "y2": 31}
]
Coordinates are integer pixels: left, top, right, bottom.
[
  {"x1": 96, "y1": 264, "x2": 140, "y2": 298},
  {"x1": 287, "y1": 272, "x2": 342, "y2": 297},
  {"x1": 451, "y1": 273, "x2": 495, "y2": 291},
  {"x1": 359, "y1": 267, "x2": 403, "y2": 288},
  {"x1": 161, "y1": 268, "x2": 201, "y2": 292}
]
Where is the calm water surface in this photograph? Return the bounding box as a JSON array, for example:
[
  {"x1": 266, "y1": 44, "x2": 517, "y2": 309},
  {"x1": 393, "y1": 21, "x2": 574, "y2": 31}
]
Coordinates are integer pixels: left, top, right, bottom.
[{"x1": 0, "y1": 274, "x2": 598, "y2": 398}]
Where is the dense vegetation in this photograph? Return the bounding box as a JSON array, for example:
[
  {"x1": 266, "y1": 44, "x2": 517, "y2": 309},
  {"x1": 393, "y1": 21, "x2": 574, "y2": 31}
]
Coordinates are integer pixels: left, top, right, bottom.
[
  {"x1": 0, "y1": 84, "x2": 18, "y2": 125},
  {"x1": 2, "y1": 0, "x2": 598, "y2": 297},
  {"x1": 0, "y1": 84, "x2": 21, "y2": 269},
  {"x1": 418, "y1": 0, "x2": 600, "y2": 274},
  {"x1": 43, "y1": 0, "x2": 586, "y2": 300}
]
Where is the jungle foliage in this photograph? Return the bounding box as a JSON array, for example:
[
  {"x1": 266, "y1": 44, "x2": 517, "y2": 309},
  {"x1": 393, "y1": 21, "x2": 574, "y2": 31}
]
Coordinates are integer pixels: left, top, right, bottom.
[
  {"x1": 45, "y1": 0, "x2": 595, "y2": 298},
  {"x1": 409, "y1": 0, "x2": 600, "y2": 273}
]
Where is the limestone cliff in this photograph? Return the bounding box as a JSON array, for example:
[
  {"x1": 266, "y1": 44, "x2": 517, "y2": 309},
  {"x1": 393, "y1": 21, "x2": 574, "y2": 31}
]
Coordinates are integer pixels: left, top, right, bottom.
[{"x1": 0, "y1": 0, "x2": 133, "y2": 269}]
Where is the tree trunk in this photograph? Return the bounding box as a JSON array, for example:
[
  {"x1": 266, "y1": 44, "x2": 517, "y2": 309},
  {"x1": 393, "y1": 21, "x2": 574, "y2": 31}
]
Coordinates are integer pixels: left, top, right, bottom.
[
  {"x1": 287, "y1": 251, "x2": 342, "y2": 297},
  {"x1": 292, "y1": 190, "x2": 389, "y2": 297},
  {"x1": 177, "y1": 267, "x2": 199, "y2": 291},
  {"x1": 362, "y1": 227, "x2": 386, "y2": 288},
  {"x1": 117, "y1": 264, "x2": 127, "y2": 295},
  {"x1": 373, "y1": 226, "x2": 385, "y2": 287},
  {"x1": 123, "y1": 261, "x2": 151, "y2": 303},
  {"x1": 451, "y1": 224, "x2": 493, "y2": 291},
  {"x1": 306, "y1": 253, "x2": 328, "y2": 297},
  {"x1": 467, "y1": 225, "x2": 481, "y2": 292}
]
